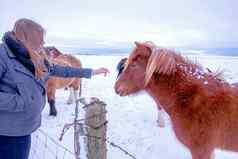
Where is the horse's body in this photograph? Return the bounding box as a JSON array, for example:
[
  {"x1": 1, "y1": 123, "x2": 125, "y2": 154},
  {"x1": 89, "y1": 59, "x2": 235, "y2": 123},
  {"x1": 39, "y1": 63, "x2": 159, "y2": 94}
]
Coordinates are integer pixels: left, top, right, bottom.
[
  {"x1": 114, "y1": 41, "x2": 238, "y2": 159},
  {"x1": 44, "y1": 47, "x2": 82, "y2": 116}
]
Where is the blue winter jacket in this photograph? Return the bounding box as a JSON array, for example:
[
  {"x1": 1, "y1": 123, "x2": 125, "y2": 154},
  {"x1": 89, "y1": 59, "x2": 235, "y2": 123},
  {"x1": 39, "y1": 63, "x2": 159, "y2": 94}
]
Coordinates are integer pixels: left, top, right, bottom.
[{"x1": 0, "y1": 42, "x2": 92, "y2": 136}]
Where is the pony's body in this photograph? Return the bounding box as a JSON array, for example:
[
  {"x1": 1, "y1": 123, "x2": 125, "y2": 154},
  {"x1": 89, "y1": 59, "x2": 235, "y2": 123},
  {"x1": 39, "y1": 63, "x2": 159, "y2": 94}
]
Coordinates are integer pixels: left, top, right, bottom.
[
  {"x1": 44, "y1": 47, "x2": 82, "y2": 116},
  {"x1": 114, "y1": 42, "x2": 238, "y2": 159},
  {"x1": 147, "y1": 67, "x2": 238, "y2": 154}
]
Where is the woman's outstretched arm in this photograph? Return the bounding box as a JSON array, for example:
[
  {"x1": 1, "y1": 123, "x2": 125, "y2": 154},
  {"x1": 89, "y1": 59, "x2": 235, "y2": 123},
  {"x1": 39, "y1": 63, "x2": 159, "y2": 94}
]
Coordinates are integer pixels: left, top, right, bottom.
[{"x1": 49, "y1": 64, "x2": 109, "y2": 78}]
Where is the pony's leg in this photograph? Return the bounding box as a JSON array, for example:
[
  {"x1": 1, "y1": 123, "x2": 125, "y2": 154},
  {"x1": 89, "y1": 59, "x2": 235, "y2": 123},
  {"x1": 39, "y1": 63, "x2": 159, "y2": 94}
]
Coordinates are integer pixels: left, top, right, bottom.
[
  {"x1": 47, "y1": 88, "x2": 57, "y2": 116},
  {"x1": 78, "y1": 79, "x2": 82, "y2": 97},
  {"x1": 72, "y1": 79, "x2": 82, "y2": 103},
  {"x1": 67, "y1": 87, "x2": 74, "y2": 104},
  {"x1": 73, "y1": 89, "x2": 79, "y2": 102},
  {"x1": 210, "y1": 151, "x2": 215, "y2": 159},
  {"x1": 48, "y1": 100, "x2": 57, "y2": 116},
  {"x1": 157, "y1": 107, "x2": 165, "y2": 127},
  {"x1": 191, "y1": 148, "x2": 214, "y2": 159}
]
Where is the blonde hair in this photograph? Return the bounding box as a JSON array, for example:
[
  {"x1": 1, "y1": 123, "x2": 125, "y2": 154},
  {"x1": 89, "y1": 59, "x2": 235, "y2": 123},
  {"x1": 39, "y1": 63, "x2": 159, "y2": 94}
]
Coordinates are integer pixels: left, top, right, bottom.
[{"x1": 12, "y1": 18, "x2": 49, "y2": 79}]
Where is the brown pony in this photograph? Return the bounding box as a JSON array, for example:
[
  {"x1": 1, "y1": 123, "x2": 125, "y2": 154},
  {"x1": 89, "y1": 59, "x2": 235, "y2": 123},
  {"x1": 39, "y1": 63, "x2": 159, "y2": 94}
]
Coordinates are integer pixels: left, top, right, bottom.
[
  {"x1": 114, "y1": 41, "x2": 238, "y2": 159},
  {"x1": 44, "y1": 47, "x2": 82, "y2": 116}
]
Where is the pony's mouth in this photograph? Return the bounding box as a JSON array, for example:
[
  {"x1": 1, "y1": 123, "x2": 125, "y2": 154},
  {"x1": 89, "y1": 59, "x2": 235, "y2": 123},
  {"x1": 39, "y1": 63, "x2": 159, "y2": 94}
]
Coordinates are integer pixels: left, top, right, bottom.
[
  {"x1": 115, "y1": 86, "x2": 142, "y2": 97},
  {"x1": 115, "y1": 88, "x2": 128, "y2": 96},
  {"x1": 114, "y1": 85, "x2": 132, "y2": 96}
]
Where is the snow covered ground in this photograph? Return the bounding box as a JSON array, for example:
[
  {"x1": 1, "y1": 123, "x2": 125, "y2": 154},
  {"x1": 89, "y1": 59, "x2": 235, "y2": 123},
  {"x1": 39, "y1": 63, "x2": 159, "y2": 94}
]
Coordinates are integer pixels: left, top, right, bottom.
[{"x1": 30, "y1": 54, "x2": 238, "y2": 159}]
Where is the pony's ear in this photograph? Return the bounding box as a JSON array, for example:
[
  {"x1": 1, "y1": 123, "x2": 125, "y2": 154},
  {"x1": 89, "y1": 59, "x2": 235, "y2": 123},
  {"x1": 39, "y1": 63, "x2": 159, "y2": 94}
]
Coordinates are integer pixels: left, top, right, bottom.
[
  {"x1": 134, "y1": 41, "x2": 155, "y2": 57},
  {"x1": 135, "y1": 41, "x2": 144, "y2": 48},
  {"x1": 143, "y1": 41, "x2": 156, "y2": 50},
  {"x1": 135, "y1": 41, "x2": 155, "y2": 50},
  {"x1": 145, "y1": 49, "x2": 176, "y2": 86},
  {"x1": 53, "y1": 47, "x2": 63, "y2": 57}
]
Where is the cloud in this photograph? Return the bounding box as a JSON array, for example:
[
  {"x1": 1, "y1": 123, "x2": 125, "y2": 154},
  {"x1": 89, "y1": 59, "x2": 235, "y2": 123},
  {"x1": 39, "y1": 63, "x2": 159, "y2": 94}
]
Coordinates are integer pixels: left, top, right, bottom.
[{"x1": 1, "y1": 0, "x2": 238, "y2": 48}]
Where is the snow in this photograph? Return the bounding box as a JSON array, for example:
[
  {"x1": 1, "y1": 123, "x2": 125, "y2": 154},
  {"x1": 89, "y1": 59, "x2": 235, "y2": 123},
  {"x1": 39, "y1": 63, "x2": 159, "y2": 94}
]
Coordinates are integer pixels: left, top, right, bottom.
[{"x1": 30, "y1": 54, "x2": 238, "y2": 159}]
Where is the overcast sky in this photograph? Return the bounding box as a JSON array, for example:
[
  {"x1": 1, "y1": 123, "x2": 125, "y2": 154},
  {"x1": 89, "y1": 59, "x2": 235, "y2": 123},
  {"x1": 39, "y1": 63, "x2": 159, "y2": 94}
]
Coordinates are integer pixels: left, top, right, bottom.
[{"x1": 1, "y1": 0, "x2": 237, "y2": 48}]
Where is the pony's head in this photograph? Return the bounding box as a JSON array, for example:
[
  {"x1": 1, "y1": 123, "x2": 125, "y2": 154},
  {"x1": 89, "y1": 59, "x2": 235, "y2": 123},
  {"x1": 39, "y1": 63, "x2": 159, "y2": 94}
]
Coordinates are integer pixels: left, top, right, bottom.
[
  {"x1": 44, "y1": 46, "x2": 62, "y2": 59},
  {"x1": 114, "y1": 41, "x2": 182, "y2": 96}
]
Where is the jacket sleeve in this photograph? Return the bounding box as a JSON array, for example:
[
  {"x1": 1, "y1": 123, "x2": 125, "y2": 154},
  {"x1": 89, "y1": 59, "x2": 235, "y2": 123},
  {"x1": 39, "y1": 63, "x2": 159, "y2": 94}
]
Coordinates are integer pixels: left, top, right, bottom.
[
  {"x1": 49, "y1": 64, "x2": 93, "y2": 78},
  {"x1": 0, "y1": 58, "x2": 25, "y2": 112}
]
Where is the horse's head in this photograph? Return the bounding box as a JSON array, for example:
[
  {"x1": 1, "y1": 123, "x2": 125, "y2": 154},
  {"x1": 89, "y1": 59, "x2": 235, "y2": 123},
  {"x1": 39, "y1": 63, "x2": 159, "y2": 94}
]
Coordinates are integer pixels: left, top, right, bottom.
[
  {"x1": 114, "y1": 41, "x2": 153, "y2": 96},
  {"x1": 114, "y1": 41, "x2": 179, "y2": 96}
]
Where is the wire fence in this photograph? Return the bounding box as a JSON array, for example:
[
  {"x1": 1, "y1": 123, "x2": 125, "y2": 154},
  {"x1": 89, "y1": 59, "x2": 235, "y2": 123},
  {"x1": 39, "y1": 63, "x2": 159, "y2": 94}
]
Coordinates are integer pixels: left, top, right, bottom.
[
  {"x1": 30, "y1": 129, "x2": 137, "y2": 159},
  {"x1": 29, "y1": 98, "x2": 137, "y2": 159},
  {"x1": 29, "y1": 128, "x2": 75, "y2": 159}
]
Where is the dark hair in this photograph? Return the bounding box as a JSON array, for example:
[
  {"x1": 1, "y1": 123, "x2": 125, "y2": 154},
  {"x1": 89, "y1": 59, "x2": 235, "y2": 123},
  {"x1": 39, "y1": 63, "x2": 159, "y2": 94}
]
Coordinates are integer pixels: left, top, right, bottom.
[{"x1": 116, "y1": 58, "x2": 127, "y2": 78}]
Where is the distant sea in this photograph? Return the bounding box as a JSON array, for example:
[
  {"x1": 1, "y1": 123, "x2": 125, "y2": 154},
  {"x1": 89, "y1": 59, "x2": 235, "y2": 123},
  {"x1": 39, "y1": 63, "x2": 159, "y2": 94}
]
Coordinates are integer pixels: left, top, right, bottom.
[
  {"x1": 180, "y1": 48, "x2": 238, "y2": 57},
  {"x1": 57, "y1": 46, "x2": 238, "y2": 57}
]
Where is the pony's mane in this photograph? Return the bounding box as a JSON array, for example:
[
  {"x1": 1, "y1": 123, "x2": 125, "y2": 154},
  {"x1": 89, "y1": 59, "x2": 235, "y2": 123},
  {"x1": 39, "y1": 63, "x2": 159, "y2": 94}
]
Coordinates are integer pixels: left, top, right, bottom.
[
  {"x1": 61, "y1": 54, "x2": 80, "y2": 63},
  {"x1": 58, "y1": 54, "x2": 82, "y2": 67},
  {"x1": 44, "y1": 46, "x2": 58, "y2": 52},
  {"x1": 44, "y1": 46, "x2": 63, "y2": 56},
  {"x1": 130, "y1": 42, "x2": 226, "y2": 86}
]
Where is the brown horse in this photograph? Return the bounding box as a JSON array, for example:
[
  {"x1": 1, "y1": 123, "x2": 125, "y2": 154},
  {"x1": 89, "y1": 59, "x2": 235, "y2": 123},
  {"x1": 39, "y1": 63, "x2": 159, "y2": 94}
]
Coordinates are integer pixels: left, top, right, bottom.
[
  {"x1": 44, "y1": 47, "x2": 82, "y2": 116},
  {"x1": 115, "y1": 41, "x2": 238, "y2": 159}
]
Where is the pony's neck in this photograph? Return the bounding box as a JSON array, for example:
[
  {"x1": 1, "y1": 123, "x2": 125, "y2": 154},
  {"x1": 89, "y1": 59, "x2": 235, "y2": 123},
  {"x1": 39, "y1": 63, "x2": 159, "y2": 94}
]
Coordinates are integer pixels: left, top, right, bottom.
[{"x1": 145, "y1": 75, "x2": 180, "y2": 113}]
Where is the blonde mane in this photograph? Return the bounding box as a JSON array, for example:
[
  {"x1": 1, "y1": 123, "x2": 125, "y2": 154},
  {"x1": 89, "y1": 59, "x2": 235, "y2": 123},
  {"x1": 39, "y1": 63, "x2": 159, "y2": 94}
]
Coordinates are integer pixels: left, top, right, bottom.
[{"x1": 135, "y1": 42, "x2": 225, "y2": 86}]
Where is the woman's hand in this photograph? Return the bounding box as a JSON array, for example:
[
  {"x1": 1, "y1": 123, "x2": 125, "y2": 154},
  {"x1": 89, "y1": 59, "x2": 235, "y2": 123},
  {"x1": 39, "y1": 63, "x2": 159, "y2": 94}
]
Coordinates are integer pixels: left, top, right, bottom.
[{"x1": 92, "y1": 68, "x2": 110, "y2": 76}]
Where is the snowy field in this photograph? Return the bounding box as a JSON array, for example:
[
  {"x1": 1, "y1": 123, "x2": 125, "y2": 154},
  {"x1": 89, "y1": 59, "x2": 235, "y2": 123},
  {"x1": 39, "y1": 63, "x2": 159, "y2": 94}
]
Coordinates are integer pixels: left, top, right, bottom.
[{"x1": 30, "y1": 54, "x2": 238, "y2": 159}]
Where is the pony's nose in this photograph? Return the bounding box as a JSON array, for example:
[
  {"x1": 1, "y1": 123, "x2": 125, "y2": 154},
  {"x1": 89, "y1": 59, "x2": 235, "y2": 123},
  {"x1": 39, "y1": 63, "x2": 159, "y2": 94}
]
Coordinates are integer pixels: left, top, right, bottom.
[
  {"x1": 115, "y1": 86, "x2": 124, "y2": 96},
  {"x1": 115, "y1": 87, "x2": 121, "y2": 95}
]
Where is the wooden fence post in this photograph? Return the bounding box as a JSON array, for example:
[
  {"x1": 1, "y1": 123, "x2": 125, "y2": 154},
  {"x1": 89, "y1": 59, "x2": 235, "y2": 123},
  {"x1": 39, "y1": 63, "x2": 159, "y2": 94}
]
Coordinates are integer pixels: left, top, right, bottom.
[
  {"x1": 83, "y1": 98, "x2": 107, "y2": 159},
  {"x1": 74, "y1": 98, "x2": 81, "y2": 159}
]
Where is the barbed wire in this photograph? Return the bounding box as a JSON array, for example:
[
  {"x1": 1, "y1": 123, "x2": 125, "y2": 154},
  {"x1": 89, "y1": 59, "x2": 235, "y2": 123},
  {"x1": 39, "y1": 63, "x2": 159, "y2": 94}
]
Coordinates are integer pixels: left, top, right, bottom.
[
  {"x1": 30, "y1": 128, "x2": 75, "y2": 159},
  {"x1": 59, "y1": 114, "x2": 137, "y2": 159},
  {"x1": 30, "y1": 98, "x2": 137, "y2": 159},
  {"x1": 38, "y1": 129, "x2": 75, "y2": 155},
  {"x1": 84, "y1": 134, "x2": 137, "y2": 159}
]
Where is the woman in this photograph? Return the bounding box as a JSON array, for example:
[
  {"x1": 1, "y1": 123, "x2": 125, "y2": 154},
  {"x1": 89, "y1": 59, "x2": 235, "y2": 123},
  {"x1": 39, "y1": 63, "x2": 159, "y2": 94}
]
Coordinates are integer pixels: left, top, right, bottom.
[{"x1": 0, "y1": 18, "x2": 109, "y2": 159}]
